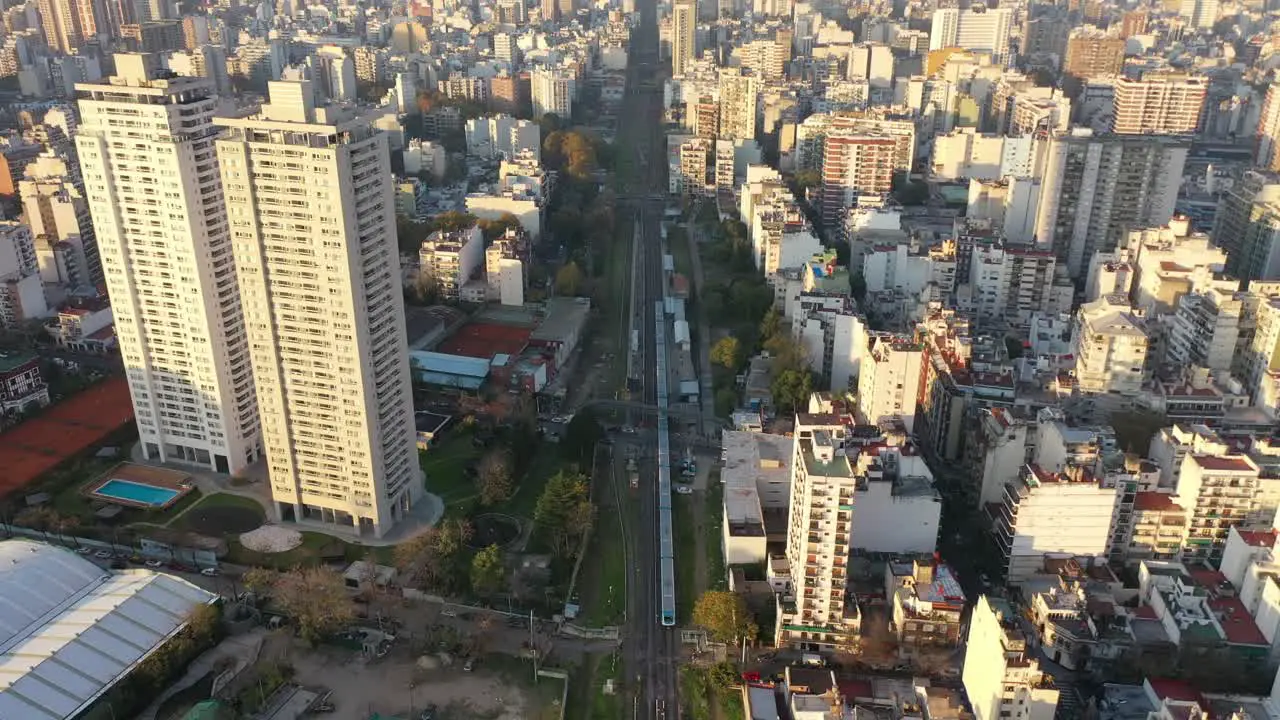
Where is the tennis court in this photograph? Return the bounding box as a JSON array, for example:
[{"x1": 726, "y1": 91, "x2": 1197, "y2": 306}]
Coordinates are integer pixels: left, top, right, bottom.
[{"x1": 0, "y1": 376, "x2": 134, "y2": 498}]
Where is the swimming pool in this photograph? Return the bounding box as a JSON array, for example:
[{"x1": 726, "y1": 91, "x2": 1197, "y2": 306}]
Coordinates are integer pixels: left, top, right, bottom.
[{"x1": 94, "y1": 479, "x2": 182, "y2": 507}]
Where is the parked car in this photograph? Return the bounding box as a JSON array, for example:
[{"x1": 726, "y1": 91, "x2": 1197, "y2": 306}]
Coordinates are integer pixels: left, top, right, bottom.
[
  {"x1": 76, "y1": 546, "x2": 93, "y2": 555},
  {"x1": 200, "y1": 567, "x2": 219, "y2": 577},
  {"x1": 462, "y1": 657, "x2": 476, "y2": 672},
  {"x1": 94, "y1": 550, "x2": 111, "y2": 559},
  {"x1": 145, "y1": 559, "x2": 164, "y2": 568},
  {"x1": 675, "y1": 485, "x2": 693, "y2": 495}
]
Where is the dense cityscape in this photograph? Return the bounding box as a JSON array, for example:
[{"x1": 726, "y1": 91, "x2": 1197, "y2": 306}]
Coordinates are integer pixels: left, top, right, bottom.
[{"x1": 0, "y1": 0, "x2": 1279, "y2": 718}]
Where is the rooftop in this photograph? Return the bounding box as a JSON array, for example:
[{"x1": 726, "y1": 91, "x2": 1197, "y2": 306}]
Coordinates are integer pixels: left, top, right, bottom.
[
  {"x1": 0, "y1": 352, "x2": 37, "y2": 373},
  {"x1": 1236, "y1": 529, "x2": 1278, "y2": 549},
  {"x1": 531, "y1": 297, "x2": 591, "y2": 343},
  {"x1": 0, "y1": 540, "x2": 216, "y2": 720},
  {"x1": 1133, "y1": 492, "x2": 1183, "y2": 513},
  {"x1": 1190, "y1": 454, "x2": 1257, "y2": 473},
  {"x1": 1208, "y1": 597, "x2": 1267, "y2": 645},
  {"x1": 801, "y1": 440, "x2": 854, "y2": 479}
]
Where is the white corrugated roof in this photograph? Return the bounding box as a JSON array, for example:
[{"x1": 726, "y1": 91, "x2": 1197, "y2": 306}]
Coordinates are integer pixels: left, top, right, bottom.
[{"x1": 0, "y1": 540, "x2": 216, "y2": 720}]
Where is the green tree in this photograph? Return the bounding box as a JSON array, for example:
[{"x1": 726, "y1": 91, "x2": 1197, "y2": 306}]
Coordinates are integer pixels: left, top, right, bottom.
[
  {"x1": 477, "y1": 213, "x2": 523, "y2": 241},
  {"x1": 759, "y1": 307, "x2": 782, "y2": 344},
  {"x1": 533, "y1": 471, "x2": 594, "y2": 558},
  {"x1": 793, "y1": 169, "x2": 821, "y2": 191},
  {"x1": 555, "y1": 261, "x2": 584, "y2": 296},
  {"x1": 714, "y1": 387, "x2": 738, "y2": 417},
  {"x1": 771, "y1": 368, "x2": 813, "y2": 415},
  {"x1": 476, "y1": 449, "x2": 513, "y2": 506},
  {"x1": 850, "y1": 273, "x2": 867, "y2": 303},
  {"x1": 711, "y1": 336, "x2": 742, "y2": 371},
  {"x1": 470, "y1": 544, "x2": 506, "y2": 596},
  {"x1": 692, "y1": 591, "x2": 758, "y2": 644}
]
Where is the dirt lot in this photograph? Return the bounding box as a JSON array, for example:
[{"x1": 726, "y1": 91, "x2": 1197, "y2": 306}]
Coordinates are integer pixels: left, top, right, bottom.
[{"x1": 281, "y1": 642, "x2": 558, "y2": 720}]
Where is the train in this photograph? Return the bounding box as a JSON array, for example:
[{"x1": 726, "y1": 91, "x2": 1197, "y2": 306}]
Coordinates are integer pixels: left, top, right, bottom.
[{"x1": 654, "y1": 300, "x2": 676, "y2": 627}]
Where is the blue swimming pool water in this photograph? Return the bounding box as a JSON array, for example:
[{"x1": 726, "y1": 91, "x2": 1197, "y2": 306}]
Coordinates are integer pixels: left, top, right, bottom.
[{"x1": 95, "y1": 479, "x2": 181, "y2": 507}]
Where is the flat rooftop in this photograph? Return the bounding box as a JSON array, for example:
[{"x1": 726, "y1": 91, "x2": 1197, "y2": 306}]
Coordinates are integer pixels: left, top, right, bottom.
[
  {"x1": 0, "y1": 351, "x2": 37, "y2": 373},
  {"x1": 531, "y1": 297, "x2": 590, "y2": 343},
  {"x1": 801, "y1": 440, "x2": 854, "y2": 478}
]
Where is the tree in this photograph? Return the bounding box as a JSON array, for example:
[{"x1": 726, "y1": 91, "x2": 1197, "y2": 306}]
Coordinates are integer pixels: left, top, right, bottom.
[
  {"x1": 561, "y1": 408, "x2": 603, "y2": 468},
  {"x1": 714, "y1": 387, "x2": 738, "y2": 417},
  {"x1": 477, "y1": 213, "x2": 522, "y2": 241},
  {"x1": 555, "y1": 261, "x2": 584, "y2": 296},
  {"x1": 849, "y1": 273, "x2": 867, "y2": 303},
  {"x1": 711, "y1": 336, "x2": 742, "y2": 371},
  {"x1": 393, "y1": 519, "x2": 474, "y2": 592},
  {"x1": 771, "y1": 368, "x2": 813, "y2": 415},
  {"x1": 476, "y1": 449, "x2": 514, "y2": 506},
  {"x1": 692, "y1": 591, "x2": 758, "y2": 644},
  {"x1": 533, "y1": 470, "x2": 594, "y2": 558},
  {"x1": 248, "y1": 566, "x2": 356, "y2": 645},
  {"x1": 470, "y1": 544, "x2": 505, "y2": 596},
  {"x1": 759, "y1": 307, "x2": 782, "y2": 344},
  {"x1": 793, "y1": 169, "x2": 821, "y2": 192}
]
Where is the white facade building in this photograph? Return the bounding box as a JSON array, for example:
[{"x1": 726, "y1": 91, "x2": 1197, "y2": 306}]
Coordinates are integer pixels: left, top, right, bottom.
[
  {"x1": 779, "y1": 416, "x2": 859, "y2": 651},
  {"x1": 857, "y1": 335, "x2": 923, "y2": 431},
  {"x1": 1071, "y1": 294, "x2": 1149, "y2": 396},
  {"x1": 18, "y1": 153, "x2": 100, "y2": 286},
  {"x1": 216, "y1": 80, "x2": 422, "y2": 538},
  {"x1": 929, "y1": 7, "x2": 1015, "y2": 63},
  {"x1": 530, "y1": 68, "x2": 575, "y2": 120},
  {"x1": 963, "y1": 596, "x2": 1060, "y2": 720},
  {"x1": 76, "y1": 54, "x2": 261, "y2": 473},
  {"x1": 994, "y1": 464, "x2": 1119, "y2": 583}
]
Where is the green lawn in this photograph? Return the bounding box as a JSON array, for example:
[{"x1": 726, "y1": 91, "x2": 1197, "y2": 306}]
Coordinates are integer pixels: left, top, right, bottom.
[
  {"x1": 498, "y1": 448, "x2": 561, "y2": 519},
  {"x1": 420, "y1": 432, "x2": 483, "y2": 516},
  {"x1": 171, "y1": 492, "x2": 266, "y2": 532},
  {"x1": 226, "y1": 530, "x2": 360, "y2": 569},
  {"x1": 581, "y1": 499, "x2": 627, "y2": 626},
  {"x1": 673, "y1": 494, "x2": 697, "y2": 619},
  {"x1": 704, "y1": 476, "x2": 726, "y2": 592}
]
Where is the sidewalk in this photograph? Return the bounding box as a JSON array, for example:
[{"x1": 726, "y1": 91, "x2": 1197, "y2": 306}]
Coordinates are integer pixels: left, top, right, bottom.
[{"x1": 128, "y1": 443, "x2": 443, "y2": 546}]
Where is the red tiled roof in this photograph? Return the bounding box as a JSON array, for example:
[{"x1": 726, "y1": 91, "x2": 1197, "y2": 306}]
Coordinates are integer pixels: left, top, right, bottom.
[
  {"x1": 1188, "y1": 568, "x2": 1229, "y2": 592},
  {"x1": 1133, "y1": 492, "x2": 1182, "y2": 512},
  {"x1": 1134, "y1": 606, "x2": 1158, "y2": 620},
  {"x1": 1209, "y1": 597, "x2": 1268, "y2": 646},
  {"x1": 1146, "y1": 678, "x2": 1203, "y2": 706},
  {"x1": 1236, "y1": 529, "x2": 1277, "y2": 549},
  {"x1": 1191, "y1": 455, "x2": 1256, "y2": 472},
  {"x1": 839, "y1": 680, "x2": 873, "y2": 702}
]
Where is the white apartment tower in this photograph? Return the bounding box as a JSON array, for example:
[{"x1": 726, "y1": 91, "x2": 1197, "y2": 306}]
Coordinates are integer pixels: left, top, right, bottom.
[
  {"x1": 76, "y1": 54, "x2": 261, "y2": 474},
  {"x1": 779, "y1": 416, "x2": 858, "y2": 651},
  {"x1": 19, "y1": 152, "x2": 101, "y2": 287},
  {"x1": 215, "y1": 81, "x2": 422, "y2": 537},
  {"x1": 929, "y1": 7, "x2": 1015, "y2": 64},
  {"x1": 1111, "y1": 74, "x2": 1207, "y2": 136},
  {"x1": 530, "y1": 68, "x2": 575, "y2": 120},
  {"x1": 857, "y1": 335, "x2": 923, "y2": 432},
  {"x1": 671, "y1": 0, "x2": 697, "y2": 78}
]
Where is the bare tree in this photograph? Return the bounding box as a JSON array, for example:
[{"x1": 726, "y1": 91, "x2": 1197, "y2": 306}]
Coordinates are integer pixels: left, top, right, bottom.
[
  {"x1": 476, "y1": 449, "x2": 514, "y2": 506},
  {"x1": 245, "y1": 566, "x2": 356, "y2": 645}
]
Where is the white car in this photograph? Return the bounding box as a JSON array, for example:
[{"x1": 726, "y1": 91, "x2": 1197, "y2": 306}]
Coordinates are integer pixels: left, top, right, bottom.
[
  {"x1": 94, "y1": 550, "x2": 112, "y2": 559},
  {"x1": 200, "y1": 567, "x2": 219, "y2": 577},
  {"x1": 145, "y1": 559, "x2": 164, "y2": 568},
  {"x1": 675, "y1": 485, "x2": 693, "y2": 495}
]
